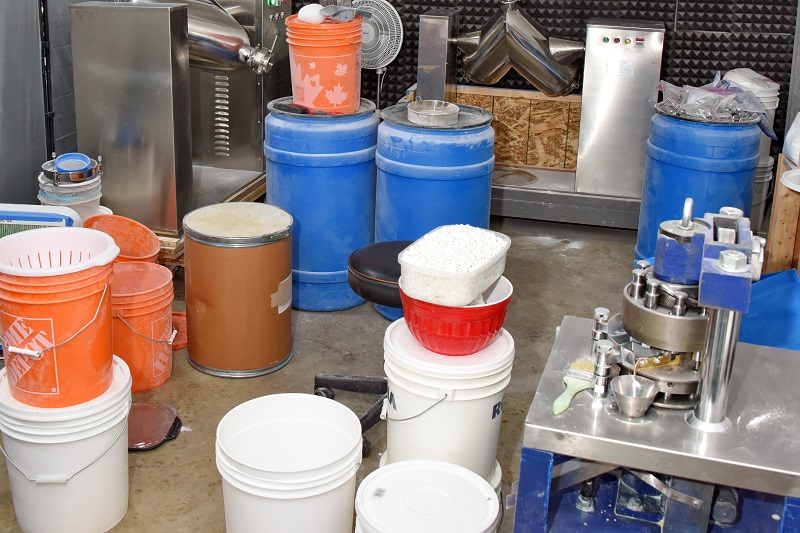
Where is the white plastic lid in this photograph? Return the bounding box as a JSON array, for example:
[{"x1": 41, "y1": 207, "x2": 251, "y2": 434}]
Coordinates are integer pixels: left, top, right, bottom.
[
  {"x1": 384, "y1": 319, "x2": 514, "y2": 377},
  {"x1": 0, "y1": 356, "x2": 131, "y2": 423},
  {"x1": 723, "y1": 68, "x2": 780, "y2": 93},
  {"x1": 781, "y1": 169, "x2": 800, "y2": 193},
  {"x1": 356, "y1": 460, "x2": 500, "y2": 533}
]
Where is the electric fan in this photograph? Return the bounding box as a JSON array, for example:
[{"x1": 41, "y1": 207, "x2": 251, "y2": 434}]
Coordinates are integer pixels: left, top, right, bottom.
[{"x1": 352, "y1": 0, "x2": 403, "y2": 110}]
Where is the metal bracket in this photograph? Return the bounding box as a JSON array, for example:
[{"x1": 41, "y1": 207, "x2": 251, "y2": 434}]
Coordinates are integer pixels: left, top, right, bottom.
[
  {"x1": 551, "y1": 458, "x2": 617, "y2": 492},
  {"x1": 627, "y1": 469, "x2": 704, "y2": 509}
]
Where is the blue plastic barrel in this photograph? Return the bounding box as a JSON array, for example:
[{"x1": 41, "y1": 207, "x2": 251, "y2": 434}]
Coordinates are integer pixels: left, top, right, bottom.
[
  {"x1": 264, "y1": 98, "x2": 378, "y2": 311},
  {"x1": 375, "y1": 104, "x2": 495, "y2": 242},
  {"x1": 635, "y1": 113, "x2": 761, "y2": 260}
]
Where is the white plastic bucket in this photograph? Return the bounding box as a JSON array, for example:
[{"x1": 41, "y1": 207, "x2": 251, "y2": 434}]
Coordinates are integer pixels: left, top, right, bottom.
[
  {"x1": 751, "y1": 175, "x2": 773, "y2": 233},
  {"x1": 382, "y1": 319, "x2": 514, "y2": 482},
  {"x1": 0, "y1": 357, "x2": 132, "y2": 533},
  {"x1": 39, "y1": 192, "x2": 103, "y2": 221},
  {"x1": 356, "y1": 460, "x2": 500, "y2": 533},
  {"x1": 216, "y1": 393, "x2": 362, "y2": 533}
]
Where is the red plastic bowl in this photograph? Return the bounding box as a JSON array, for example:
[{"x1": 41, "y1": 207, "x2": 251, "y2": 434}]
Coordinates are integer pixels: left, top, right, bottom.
[{"x1": 399, "y1": 276, "x2": 513, "y2": 356}]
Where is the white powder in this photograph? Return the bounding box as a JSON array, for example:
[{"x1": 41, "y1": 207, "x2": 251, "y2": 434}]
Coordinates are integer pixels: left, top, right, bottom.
[
  {"x1": 401, "y1": 225, "x2": 507, "y2": 272},
  {"x1": 399, "y1": 225, "x2": 509, "y2": 306}
]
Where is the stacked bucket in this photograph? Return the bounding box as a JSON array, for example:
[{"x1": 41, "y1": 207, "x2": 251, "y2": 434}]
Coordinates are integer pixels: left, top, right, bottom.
[
  {"x1": 83, "y1": 213, "x2": 175, "y2": 393},
  {"x1": 38, "y1": 152, "x2": 105, "y2": 221},
  {"x1": 380, "y1": 226, "x2": 514, "y2": 499},
  {"x1": 724, "y1": 68, "x2": 781, "y2": 233},
  {"x1": 0, "y1": 227, "x2": 132, "y2": 532}
]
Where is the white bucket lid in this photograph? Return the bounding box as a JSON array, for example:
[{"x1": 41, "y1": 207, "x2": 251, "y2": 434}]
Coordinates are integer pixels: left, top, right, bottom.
[
  {"x1": 356, "y1": 460, "x2": 500, "y2": 533},
  {"x1": 0, "y1": 356, "x2": 131, "y2": 424},
  {"x1": 723, "y1": 68, "x2": 780, "y2": 92},
  {"x1": 781, "y1": 169, "x2": 800, "y2": 193},
  {"x1": 0, "y1": 226, "x2": 119, "y2": 276},
  {"x1": 384, "y1": 319, "x2": 515, "y2": 378}
]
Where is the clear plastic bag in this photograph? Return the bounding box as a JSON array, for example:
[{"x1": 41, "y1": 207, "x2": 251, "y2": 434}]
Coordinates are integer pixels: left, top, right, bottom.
[{"x1": 658, "y1": 72, "x2": 777, "y2": 140}]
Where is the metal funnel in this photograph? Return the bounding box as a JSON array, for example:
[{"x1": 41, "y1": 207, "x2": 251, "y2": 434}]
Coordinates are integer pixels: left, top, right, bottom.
[
  {"x1": 612, "y1": 375, "x2": 658, "y2": 418},
  {"x1": 455, "y1": 0, "x2": 582, "y2": 97}
]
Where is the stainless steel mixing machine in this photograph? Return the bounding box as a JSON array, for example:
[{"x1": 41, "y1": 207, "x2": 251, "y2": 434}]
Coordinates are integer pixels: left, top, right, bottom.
[{"x1": 70, "y1": 0, "x2": 291, "y2": 235}]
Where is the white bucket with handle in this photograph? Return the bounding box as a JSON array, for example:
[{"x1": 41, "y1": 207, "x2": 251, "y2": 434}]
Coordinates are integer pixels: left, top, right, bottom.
[
  {"x1": 216, "y1": 393, "x2": 362, "y2": 533},
  {"x1": 0, "y1": 357, "x2": 132, "y2": 533},
  {"x1": 381, "y1": 319, "x2": 514, "y2": 483}
]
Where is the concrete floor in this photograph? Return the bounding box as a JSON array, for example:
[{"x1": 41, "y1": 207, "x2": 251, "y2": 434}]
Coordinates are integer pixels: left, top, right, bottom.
[{"x1": 0, "y1": 216, "x2": 638, "y2": 532}]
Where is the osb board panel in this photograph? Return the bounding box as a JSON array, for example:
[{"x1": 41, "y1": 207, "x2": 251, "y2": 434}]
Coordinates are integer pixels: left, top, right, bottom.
[
  {"x1": 457, "y1": 92, "x2": 493, "y2": 113},
  {"x1": 527, "y1": 100, "x2": 569, "y2": 168},
  {"x1": 566, "y1": 102, "x2": 582, "y2": 169},
  {"x1": 492, "y1": 96, "x2": 531, "y2": 165}
]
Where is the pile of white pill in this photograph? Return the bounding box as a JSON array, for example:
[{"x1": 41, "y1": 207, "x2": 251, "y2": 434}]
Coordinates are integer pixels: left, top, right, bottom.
[
  {"x1": 399, "y1": 225, "x2": 509, "y2": 306},
  {"x1": 401, "y1": 225, "x2": 506, "y2": 272}
]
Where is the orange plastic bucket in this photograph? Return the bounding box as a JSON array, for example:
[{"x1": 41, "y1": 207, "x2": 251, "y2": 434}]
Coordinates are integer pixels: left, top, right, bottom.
[
  {"x1": 286, "y1": 14, "x2": 362, "y2": 114},
  {"x1": 110, "y1": 263, "x2": 175, "y2": 392},
  {"x1": 0, "y1": 227, "x2": 119, "y2": 407},
  {"x1": 83, "y1": 214, "x2": 161, "y2": 263}
]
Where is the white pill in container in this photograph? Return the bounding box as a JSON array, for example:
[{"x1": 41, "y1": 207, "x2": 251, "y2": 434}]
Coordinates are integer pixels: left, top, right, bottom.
[{"x1": 398, "y1": 225, "x2": 511, "y2": 306}]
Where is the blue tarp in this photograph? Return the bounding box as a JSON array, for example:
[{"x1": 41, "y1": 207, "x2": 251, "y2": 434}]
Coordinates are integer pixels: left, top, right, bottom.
[{"x1": 739, "y1": 269, "x2": 800, "y2": 351}]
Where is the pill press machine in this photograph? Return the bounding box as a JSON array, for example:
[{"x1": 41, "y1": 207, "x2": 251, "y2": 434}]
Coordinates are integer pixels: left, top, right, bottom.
[{"x1": 513, "y1": 200, "x2": 800, "y2": 532}]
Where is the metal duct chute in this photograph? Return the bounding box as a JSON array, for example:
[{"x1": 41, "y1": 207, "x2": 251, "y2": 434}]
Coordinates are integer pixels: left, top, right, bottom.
[
  {"x1": 454, "y1": 0, "x2": 583, "y2": 97},
  {"x1": 129, "y1": 0, "x2": 277, "y2": 74}
]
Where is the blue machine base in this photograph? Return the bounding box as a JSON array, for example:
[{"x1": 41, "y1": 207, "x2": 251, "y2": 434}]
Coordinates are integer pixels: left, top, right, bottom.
[
  {"x1": 291, "y1": 279, "x2": 365, "y2": 312},
  {"x1": 374, "y1": 303, "x2": 403, "y2": 321},
  {"x1": 514, "y1": 448, "x2": 800, "y2": 533}
]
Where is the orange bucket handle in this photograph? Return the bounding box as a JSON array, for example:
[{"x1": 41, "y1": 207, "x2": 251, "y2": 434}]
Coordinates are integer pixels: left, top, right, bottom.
[
  {"x1": 114, "y1": 313, "x2": 177, "y2": 346},
  {"x1": 1, "y1": 283, "x2": 108, "y2": 360}
]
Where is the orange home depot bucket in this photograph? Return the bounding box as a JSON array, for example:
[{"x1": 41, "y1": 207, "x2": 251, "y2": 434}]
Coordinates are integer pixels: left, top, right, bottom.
[
  {"x1": 111, "y1": 263, "x2": 175, "y2": 392},
  {"x1": 83, "y1": 214, "x2": 161, "y2": 263},
  {"x1": 0, "y1": 227, "x2": 119, "y2": 407},
  {"x1": 286, "y1": 14, "x2": 362, "y2": 114}
]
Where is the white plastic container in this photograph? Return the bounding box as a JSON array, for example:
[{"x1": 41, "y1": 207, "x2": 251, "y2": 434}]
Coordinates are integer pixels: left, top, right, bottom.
[
  {"x1": 381, "y1": 319, "x2": 514, "y2": 482},
  {"x1": 398, "y1": 227, "x2": 511, "y2": 306},
  {"x1": 38, "y1": 174, "x2": 103, "y2": 221},
  {"x1": 216, "y1": 393, "x2": 362, "y2": 533},
  {"x1": 0, "y1": 357, "x2": 132, "y2": 533},
  {"x1": 355, "y1": 460, "x2": 501, "y2": 533},
  {"x1": 39, "y1": 192, "x2": 103, "y2": 221}
]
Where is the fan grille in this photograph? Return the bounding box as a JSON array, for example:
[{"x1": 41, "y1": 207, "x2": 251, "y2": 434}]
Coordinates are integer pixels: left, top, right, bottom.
[{"x1": 353, "y1": 0, "x2": 403, "y2": 70}]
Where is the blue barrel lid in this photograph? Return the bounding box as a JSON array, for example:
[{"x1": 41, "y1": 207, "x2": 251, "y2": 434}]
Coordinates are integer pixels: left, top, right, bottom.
[{"x1": 268, "y1": 97, "x2": 376, "y2": 119}]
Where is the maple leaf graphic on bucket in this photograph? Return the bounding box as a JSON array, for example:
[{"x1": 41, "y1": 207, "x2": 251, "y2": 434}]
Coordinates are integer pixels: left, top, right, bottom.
[
  {"x1": 334, "y1": 63, "x2": 347, "y2": 77},
  {"x1": 326, "y1": 84, "x2": 348, "y2": 107}
]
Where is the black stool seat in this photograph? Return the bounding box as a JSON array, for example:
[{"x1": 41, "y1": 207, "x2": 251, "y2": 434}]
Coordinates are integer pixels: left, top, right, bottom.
[{"x1": 347, "y1": 240, "x2": 412, "y2": 308}]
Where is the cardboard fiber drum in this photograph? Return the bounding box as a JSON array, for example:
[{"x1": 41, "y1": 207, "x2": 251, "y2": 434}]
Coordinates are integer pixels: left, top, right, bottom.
[{"x1": 184, "y1": 203, "x2": 293, "y2": 377}]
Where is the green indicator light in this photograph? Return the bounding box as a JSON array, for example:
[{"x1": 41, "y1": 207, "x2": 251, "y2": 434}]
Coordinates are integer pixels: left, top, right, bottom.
[{"x1": 602, "y1": 37, "x2": 609, "y2": 43}]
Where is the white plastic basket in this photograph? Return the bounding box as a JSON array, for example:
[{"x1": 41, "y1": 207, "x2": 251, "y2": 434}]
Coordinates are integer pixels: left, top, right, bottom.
[
  {"x1": 398, "y1": 226, "x2": 511, "y2": 306},
  {"x1": 0, "y1": 227, "x2": 120, "y2": 277}
]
